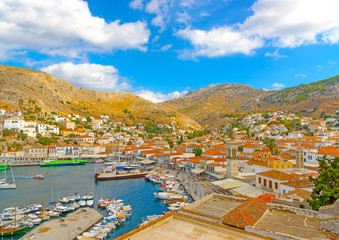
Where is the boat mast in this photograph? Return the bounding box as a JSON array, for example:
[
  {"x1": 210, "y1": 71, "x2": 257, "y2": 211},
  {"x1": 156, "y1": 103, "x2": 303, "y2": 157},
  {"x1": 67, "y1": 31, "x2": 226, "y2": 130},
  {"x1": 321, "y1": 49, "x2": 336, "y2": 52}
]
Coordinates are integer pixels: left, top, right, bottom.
[
  {"x1": 4, "y1": 160, "x2": 7, "y2": 181},
  {"x1": 10, "y1": 161, "x2": 15, "y2": 184},
  {"x1": 118, "y1": 124, "x2": 121, "y2": 163},
  {"x1": 14, "y1": 201, "x2": 16, "y2": 225}
]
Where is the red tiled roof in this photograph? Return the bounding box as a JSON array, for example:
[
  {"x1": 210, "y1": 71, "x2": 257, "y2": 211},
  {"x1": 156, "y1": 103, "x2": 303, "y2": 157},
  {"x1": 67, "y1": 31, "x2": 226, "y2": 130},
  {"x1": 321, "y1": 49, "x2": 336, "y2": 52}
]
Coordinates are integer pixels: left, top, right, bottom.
[
  {"x1": 257, "y1": 170, "x2": 299, "y2": 181},
  {"x1": 222, "y1": 198, "x2": 268, "y2": 229}
]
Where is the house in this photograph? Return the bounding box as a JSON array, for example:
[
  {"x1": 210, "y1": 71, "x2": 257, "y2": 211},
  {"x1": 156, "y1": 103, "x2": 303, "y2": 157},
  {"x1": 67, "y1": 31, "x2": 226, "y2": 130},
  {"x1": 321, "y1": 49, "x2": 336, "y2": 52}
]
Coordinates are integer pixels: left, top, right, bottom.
[
  {"x1": 23, "y1": 126, "x2": 36, "y2": 138},
  {"x1": 256, "y1": 170, "x2": 300, "y2": 194},
  {"x1": 74, "y1": 135, "x2": 95, "y2": 145},
  {"x1": 3, "y1": 118, "x2": 25, "y2": 130},
  {"x1": 28, "y1": 146, "x2": 48, "y2": 162},
  {"x1": 60, "y1": 121, "x2": 76, "y2": 130},
  {"x1": 201, "y1": 149, "x2": 226, "y2": 158},
  {"x1": 60, "y1": 129, "x2": 77, "y2": 137}
]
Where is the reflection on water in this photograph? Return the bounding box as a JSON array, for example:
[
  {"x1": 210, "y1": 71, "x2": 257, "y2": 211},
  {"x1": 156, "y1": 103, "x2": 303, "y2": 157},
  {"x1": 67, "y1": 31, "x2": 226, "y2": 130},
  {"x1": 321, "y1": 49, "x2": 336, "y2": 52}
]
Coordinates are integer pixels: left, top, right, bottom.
[{"x1": 0, "y1": 164, "x2": 168, "y2": 239}]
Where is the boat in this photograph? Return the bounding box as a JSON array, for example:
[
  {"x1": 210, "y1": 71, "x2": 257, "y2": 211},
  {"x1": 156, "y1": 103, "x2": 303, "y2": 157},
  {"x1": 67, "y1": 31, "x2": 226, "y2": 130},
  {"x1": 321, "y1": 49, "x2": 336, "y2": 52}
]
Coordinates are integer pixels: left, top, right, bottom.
[
  {"x1": 0, "y1": 164, "x2": 8, "y2": 172},
  {"x1": 86, "y1": 200, "x2": 94, "y2": 207},
  {"x1": 95, "y1": 159, "x2": 104, "y2": 164},
  {"x1": 78, "y1": 200, "x2": 86, "y2": 207},
  {"x1": 94, "y1": 166, "x2": 148, "y2": 180},
  {"x1": 0, "y1": 202, "x2": 28, "y2": 236},
  {"x1": 40, "y1": 159, "x2": 87, "y2": 167},
  {"x1": 0, "y1": 161, "x2": 16, "y2": 189},
  {"x1": 33, "y1": 174, "x2": 45, "y2": 179},
  {"x1": 0, "y1": 223, "x2": 28, "y2": 236}
]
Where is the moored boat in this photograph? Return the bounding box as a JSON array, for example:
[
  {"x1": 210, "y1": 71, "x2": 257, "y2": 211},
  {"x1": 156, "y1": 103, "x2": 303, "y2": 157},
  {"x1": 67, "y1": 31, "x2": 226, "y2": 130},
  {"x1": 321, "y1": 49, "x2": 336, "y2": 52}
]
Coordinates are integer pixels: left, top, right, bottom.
[
  {"x1": 0, "y1": 223, "x2": 28, "y2": 236},
  {"x1": 94, "y1": 166, "x2": 148, "y2": 180},
  {"x1": 40, "y1": 159, "x2": 87, "y2": 167}
]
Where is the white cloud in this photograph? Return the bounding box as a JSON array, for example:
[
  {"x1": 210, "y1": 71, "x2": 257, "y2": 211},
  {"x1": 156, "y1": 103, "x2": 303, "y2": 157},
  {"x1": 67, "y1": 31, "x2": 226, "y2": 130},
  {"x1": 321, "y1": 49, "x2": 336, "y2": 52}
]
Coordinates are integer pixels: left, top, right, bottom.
[
  {"x1": 177, "y1": 0, "x2": 339, "y2": 58},
  {"x1": 0, "y1": 0, "x2": 150, "y2": 60},
  {"x1": 243, "y1": 0, "x2": 339, "y2": 48},
  {"x1": 145, "y1": 0, "x2": 171, "y2": 31},
  {"x1": 136, "y1": 89, "x2": 188, "y2": 103},
  {"x1": 160, "y1": 44, "x2": 173, "y2": 51},
  {"x1": 271, "y1": 83, "x2": 285, "y2": 90},
  {"x1": 295, "y1": 73, "x2": 307, "y2": 78},
  {"x1": 177, "y1": 27, "x2": 264, "y2": 58},
  {"x1": 265, "y1": 49, "x2": 288, "y2": 60},
  {"x1": 130, "y1": 0, "x2": 144, "y2": 10},
  {"x1": 41, "y1": 62, "x2": 131, "y2": 91}
]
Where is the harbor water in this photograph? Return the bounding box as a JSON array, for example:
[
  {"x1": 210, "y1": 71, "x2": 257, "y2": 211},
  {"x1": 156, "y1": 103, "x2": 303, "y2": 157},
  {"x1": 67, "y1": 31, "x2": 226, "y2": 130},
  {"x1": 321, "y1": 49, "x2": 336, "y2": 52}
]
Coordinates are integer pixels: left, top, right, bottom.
[{"x1": 0, "y1": 164, "x2": 168, "y2": 239}]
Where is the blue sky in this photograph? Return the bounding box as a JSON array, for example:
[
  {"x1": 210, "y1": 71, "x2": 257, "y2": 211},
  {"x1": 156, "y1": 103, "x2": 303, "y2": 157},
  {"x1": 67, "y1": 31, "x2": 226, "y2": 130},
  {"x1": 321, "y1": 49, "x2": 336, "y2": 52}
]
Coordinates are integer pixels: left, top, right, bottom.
[{"x1": 1, "y1": 0, "x2": 339, "y2": 102}]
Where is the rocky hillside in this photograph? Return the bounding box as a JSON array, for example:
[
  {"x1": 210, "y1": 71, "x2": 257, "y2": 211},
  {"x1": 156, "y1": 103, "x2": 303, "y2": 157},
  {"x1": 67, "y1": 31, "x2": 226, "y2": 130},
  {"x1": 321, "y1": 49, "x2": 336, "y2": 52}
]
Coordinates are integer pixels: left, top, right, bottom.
[
  {"x1": 0, "y1": 65, "x2": 201, "y2": 129},
  {"x1": 160, "y1": 84, "x2": 267, "y2": 127},
  {"x1": 162, "y1": 75, "x2": 339, "y2": 127}
]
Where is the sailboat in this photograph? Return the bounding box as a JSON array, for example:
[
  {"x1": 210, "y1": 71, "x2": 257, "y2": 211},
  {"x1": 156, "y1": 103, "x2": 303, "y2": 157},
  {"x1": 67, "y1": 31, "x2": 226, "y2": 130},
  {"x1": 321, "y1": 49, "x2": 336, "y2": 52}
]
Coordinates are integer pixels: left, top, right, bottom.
[
  {"x1": 0, "y1": 160, "x2": 16, "y2": 189},
  {"x1": 0, "y1": 202, "x2": 28, "y2": 236}
]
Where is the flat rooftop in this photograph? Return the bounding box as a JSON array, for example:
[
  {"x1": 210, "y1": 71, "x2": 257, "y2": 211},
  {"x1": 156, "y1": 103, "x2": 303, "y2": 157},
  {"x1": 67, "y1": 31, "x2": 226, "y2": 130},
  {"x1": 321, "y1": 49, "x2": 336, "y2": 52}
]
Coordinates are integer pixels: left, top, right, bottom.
[
  {"x1": 255, "y1": 210, "x2": 328, "y2": 240},
  {"x1": 117, "y1": 213, "x2": 268, "y2": 240},
  {"x1": 185, "y1": 195, "x2": 243, "y2": 219}
]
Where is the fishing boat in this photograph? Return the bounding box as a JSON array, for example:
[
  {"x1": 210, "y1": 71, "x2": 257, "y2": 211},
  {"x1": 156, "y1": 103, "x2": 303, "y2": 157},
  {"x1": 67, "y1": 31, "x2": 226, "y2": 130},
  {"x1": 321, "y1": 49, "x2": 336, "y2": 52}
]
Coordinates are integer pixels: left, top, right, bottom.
[
  {"x1": 33, "y1": 174, "x2": 45, "y2": 179},
  {"x1": 0, "y1": 161, "x2": 16, "y2": 189},
  {"x1": 0, "y1": 222, "x2": 28, "y2": 236},
  {"x1": 40, "y1": 158, "x2": 87, "y2": 167},
  {"x1": 94, "y1": 166, "x2": 148, "y2": 180},
  {"x1": 0, "y1": 202, "x2": 28, "y2": 236}
]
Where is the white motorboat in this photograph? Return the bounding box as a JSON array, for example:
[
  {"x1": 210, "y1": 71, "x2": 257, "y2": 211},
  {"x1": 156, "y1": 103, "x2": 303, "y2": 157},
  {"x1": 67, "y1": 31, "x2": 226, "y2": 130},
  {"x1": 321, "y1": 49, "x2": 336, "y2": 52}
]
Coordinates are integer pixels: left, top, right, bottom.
[
  {"x1": 59, "y1": 197, "x2": 69, "y2": 204},
  {"x1": 86, "y1": 200, "x2": 94, "y2": 207},
  {"x1": 78, "y1": 200, "x2": 86, "y2": 207}
]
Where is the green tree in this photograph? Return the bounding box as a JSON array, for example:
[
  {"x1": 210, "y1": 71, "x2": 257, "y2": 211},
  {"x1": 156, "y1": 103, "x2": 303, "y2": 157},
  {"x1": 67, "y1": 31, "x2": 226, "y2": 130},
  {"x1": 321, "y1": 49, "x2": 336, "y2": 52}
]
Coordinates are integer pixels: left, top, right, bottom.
[
  {"x1": 262, "y1": 137, "x2": 276, "y2": 152},
  {"x1": 307, "y1": 156, "x2": 339, "y2": 211},
  {"x1": 2, "y1": 128, "x2": 18, "y2": 136},
  {"x1": 227, "y1": 127, "x2": 234, "y2": 140},
  {"x1": 18, "y1": 132, "x2": 28, "y2": 141},
  {"x1": 37, "y1": 137, "x2": 53, "y2": 146},
  {"x1": 166, "y1": 138, "x2": 174, "y2": 148},
  {"x1": 193, "y1": 148, "x2": 203, "y2": 157}
]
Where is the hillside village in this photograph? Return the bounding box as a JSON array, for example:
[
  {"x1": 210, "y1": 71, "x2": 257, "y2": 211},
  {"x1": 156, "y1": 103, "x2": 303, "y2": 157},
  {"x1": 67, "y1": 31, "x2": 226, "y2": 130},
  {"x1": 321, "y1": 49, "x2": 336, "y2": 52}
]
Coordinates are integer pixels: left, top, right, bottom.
[
  {"x1": 1, "y1": 107, "x2": 338, "y2": 183},
  {"x1": 1, "y1": 103, "x2": 339, "y2": 238}
]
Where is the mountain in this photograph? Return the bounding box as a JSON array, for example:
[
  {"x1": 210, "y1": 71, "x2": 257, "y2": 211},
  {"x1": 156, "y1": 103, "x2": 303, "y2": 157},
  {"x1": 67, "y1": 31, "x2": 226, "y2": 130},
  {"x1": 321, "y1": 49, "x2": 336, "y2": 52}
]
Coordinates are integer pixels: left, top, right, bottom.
[
  {"x1": 0, "y1": 65, "x2": 201, "y2": 129},
  {"x1": 161, "y1": 75, "x2": 339, "y2": 127}
]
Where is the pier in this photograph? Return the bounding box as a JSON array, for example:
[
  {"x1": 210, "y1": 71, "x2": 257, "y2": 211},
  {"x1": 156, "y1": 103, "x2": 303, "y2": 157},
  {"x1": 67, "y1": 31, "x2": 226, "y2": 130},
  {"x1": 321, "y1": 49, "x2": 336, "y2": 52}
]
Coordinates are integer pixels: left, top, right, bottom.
[{"x1": 20, "y1": 208, "x2": 103, "y2": 240}]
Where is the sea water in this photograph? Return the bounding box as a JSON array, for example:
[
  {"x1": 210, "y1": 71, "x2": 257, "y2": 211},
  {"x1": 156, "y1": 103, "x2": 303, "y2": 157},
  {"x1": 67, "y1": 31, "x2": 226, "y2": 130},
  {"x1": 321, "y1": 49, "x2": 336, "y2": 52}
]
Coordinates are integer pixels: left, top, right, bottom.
[{"x1": 0, "y1": 164, "x2": 168, "y2": 239}]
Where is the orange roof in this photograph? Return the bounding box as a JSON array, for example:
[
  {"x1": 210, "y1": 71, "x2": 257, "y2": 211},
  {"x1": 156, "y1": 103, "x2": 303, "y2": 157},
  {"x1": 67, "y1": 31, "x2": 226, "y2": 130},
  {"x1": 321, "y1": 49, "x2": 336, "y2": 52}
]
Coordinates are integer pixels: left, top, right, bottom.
[
  {"x1": 75, "y1": 135, "x2": 94, "y2": 138},
  {"x1": 257, "y1": 170, "x2": 299, "y2": 181},
  {"x1": 202, "y1": 149, "x2": 225, "y2": 156},
  {"x1": 222, "y1": 198, "x2": 268, "y2": 229}
]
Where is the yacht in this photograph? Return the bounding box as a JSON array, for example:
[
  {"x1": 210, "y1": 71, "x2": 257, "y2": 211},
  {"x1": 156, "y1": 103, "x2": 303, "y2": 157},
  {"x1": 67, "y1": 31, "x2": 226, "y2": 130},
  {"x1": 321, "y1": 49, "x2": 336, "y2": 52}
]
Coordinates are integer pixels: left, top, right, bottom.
[{"x1": 0, "y1": 161, "x2": 16, "y2": 189}]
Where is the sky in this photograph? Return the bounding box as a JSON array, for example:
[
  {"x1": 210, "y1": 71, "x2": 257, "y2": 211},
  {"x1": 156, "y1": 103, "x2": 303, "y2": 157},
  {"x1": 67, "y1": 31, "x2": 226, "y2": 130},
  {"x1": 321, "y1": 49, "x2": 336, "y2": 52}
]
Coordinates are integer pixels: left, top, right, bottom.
[{"x1": 1, "y1": 0, "x2": 339, "y2": 103}]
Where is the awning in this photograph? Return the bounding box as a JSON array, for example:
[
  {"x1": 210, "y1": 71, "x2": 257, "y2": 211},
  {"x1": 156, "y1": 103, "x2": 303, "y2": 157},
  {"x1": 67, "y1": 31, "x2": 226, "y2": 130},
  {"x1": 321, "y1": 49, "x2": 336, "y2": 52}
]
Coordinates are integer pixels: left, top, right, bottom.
[
  {"x1": 192, "y1": 168, "x2": 205, "y2": 174},
  {"x1": 139, "y1": 160, "x2": 155, "y2": 164},
  {"x1": 206, "y1": 172, "x2": 225, "y2": 180}
]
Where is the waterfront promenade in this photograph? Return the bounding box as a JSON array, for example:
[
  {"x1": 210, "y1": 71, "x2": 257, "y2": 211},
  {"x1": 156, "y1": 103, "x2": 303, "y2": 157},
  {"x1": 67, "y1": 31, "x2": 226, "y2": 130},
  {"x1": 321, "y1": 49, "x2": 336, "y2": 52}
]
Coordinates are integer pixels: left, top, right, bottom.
[
  {"x1": 20, "y1": 208, "x2": 102, "y2": 240},
  {"x1": 166, "y1": 169, "x2": 217, "y2": 201}
]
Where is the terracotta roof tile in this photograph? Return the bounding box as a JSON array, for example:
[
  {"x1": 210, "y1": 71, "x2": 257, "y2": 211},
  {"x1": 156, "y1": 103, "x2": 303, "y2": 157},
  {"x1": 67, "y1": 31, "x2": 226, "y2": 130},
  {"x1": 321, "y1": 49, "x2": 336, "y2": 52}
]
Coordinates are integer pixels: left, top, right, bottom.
[{"x1": 222, "y1": 198, "x2": 268, "y2": 229}]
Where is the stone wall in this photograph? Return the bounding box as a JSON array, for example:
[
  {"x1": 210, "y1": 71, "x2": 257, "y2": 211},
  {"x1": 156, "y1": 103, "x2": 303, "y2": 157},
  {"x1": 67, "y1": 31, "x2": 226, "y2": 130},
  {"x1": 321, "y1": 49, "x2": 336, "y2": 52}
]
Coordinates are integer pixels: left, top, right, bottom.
[
  {"x1": 272, "y1": 198, "x2": 311, "y2": 210},
  {"x1": 245, "y1": 226, "x2": 301, "y2": 240},
  {"x1": 321, "y1": 217, "x2": 339, "y2": 235}
]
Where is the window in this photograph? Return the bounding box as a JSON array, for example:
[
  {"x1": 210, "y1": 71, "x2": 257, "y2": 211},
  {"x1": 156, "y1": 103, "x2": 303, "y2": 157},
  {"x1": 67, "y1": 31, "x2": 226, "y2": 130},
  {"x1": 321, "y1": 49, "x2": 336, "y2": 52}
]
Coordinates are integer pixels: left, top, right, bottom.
[
  {"x1": 275, "y1": 182, "x2": 278, "y2": 189},
  {"x1": 308, "y1": 156, "x2": 312, "y2": 160},
  {"x1": 258, "y1": 177, "x2": 261, "y2": 184},
  {"x1": 264, "y1": 179, "x2": 266, "y2": 187},
  {"x1": 269, "y1": 180, "x2": 272, "y2": 188}
]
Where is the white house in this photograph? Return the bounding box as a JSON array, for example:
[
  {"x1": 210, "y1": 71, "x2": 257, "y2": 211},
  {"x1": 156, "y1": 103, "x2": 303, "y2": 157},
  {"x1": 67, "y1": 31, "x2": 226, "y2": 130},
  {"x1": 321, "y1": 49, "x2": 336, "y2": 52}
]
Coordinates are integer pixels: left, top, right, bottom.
[{"x1": 4, "y1": 118, "x2": 25, "y2": 130}]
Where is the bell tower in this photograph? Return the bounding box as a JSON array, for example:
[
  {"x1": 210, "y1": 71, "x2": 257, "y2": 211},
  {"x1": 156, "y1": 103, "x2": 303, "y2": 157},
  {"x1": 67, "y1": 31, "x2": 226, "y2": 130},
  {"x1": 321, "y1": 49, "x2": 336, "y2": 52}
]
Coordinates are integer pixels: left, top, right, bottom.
[
  {"x1": 226, "y1": 141, "x2": 238, "y2": 178},
  {"x1": 295, "y1": 143, "x2": 305, "y2": 171}
]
